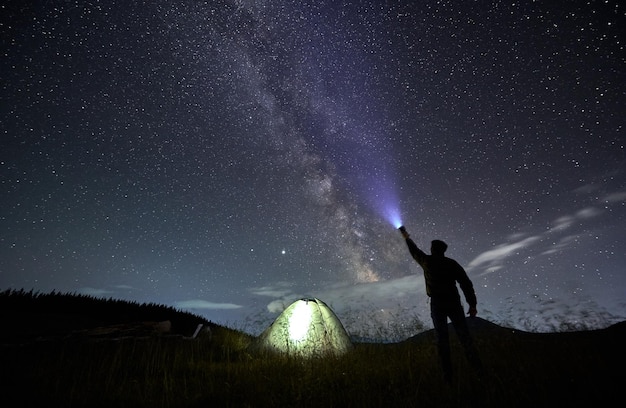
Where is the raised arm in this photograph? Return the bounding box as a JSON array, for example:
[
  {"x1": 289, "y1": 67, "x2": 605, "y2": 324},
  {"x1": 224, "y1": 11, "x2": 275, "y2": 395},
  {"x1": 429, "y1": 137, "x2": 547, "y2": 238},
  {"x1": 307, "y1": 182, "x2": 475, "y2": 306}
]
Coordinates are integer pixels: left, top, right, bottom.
[
  {"x1": 406, "y1": 237, "x2": 427, "y2": 264},
  {"x1": 399, "y1": 226, "x2": 427, "y2": 265}
]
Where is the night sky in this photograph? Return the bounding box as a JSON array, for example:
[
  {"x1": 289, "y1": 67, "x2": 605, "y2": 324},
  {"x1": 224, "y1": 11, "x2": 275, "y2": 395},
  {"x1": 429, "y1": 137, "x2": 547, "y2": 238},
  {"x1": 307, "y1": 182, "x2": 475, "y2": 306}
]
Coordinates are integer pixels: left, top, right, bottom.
[{"x1": 1, "y1": 1, "x2": 624, "y2": 338}]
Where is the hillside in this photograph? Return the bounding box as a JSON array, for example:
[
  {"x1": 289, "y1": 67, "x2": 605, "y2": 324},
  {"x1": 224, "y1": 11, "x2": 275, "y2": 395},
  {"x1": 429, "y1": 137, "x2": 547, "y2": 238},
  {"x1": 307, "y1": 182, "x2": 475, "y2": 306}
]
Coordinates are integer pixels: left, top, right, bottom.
[
  {"x1": 0, "y1": 289, "x2": 231, "y2": 343},
  {"x1": 1, "y1": 289, "x2": 625, "y2": 407},
  {"x1": 406, "y1": 314, "x2": 626, "y2": 345}
]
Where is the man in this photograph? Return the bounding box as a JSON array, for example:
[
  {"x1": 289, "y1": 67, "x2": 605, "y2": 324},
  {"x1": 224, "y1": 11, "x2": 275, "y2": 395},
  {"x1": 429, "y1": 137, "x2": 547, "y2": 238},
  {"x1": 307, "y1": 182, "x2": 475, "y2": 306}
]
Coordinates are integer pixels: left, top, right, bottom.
[{"x1": 399, "y1": 226, "x2": 482, "y2": 383}]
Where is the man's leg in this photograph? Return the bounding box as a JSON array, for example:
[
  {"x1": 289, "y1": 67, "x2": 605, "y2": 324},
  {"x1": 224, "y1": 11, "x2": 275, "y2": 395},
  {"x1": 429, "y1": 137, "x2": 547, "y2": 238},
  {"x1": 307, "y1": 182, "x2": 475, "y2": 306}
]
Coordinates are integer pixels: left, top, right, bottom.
[
  {"x1": 431, "y1": 300, "x2": 452, "y2": 382},
  {"x1": 449, "y1": 302, "x2": 483, "y2": 375}
]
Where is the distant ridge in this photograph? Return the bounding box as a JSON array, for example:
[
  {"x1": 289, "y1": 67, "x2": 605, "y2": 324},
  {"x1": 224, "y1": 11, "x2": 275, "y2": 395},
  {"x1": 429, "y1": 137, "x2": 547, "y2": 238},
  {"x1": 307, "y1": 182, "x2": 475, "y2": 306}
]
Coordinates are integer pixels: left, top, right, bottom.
[
  {"x1": 0, "y1": 289, "x2": 216, "y2": 343},
  {"x1": 403, "y1": 317, "x2": 517, "y2": 343},
  {"x1": 403, "y1": 316, "x2": 626, "y2": 344}
]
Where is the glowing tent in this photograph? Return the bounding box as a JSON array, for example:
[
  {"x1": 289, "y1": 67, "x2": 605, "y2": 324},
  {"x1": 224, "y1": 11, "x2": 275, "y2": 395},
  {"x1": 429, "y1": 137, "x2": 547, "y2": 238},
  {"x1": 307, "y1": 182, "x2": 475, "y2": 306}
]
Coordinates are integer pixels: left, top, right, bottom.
[{"x1": 251, "y1": 298, "x2": 353, "y2": 358}]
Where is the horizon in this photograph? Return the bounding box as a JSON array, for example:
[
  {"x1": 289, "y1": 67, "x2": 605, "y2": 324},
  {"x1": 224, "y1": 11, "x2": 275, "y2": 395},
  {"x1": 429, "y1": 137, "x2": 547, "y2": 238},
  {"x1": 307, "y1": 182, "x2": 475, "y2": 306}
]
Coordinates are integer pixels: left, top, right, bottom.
[{"x1": 4, "y1": 282, "x2": 623, "y2": 341}]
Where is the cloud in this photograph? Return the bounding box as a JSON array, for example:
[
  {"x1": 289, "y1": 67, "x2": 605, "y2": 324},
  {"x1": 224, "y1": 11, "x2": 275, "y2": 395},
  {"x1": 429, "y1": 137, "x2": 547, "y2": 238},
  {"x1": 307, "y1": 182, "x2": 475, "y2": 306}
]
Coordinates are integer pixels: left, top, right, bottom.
[
  {"x1": 573, "y1": 183, "x2": 600, "y2": 194},
  {"x1": 541, "y1": 235, "x2": 580, "y2": 256},
  {"x1": 602, "y1": 191, "x2": 626, "y2": 204},
  {"x1": 470, "y1": 188, "x2": 620, "y2": 276},
  {"x1": 76, "y1": 285, "x2": 133, "y2": 299},
  {"x1": 260, "y1": 275, "x2": 425, "y2": 315},
  {"x1": 550, "y1": 215, "x2": 575, "y2": 232},
  {"x1": 467, "y1": 236, "x2": 541, "y2": 275},
  {"x1": 249, "y1": 282, "x2": 296, "y2": 297},
  {"x1": 174, "y1": 299, "x2": 243, "y2": 310},
  {"x1": 323, "y1": 276, "x2": 423, "y2": 303},
  {"x1": 266, "y1": 298, "x2": 300, "y2": 313},
  {"x1": 576, "y1": 207, "x2": 603, "y2": 219},
  {"x1": 77, "y1": 287, "x2": 114, "y2": 297},
  {"x1": 547, "y1": 206, "x2": 602, "y2": 234}
]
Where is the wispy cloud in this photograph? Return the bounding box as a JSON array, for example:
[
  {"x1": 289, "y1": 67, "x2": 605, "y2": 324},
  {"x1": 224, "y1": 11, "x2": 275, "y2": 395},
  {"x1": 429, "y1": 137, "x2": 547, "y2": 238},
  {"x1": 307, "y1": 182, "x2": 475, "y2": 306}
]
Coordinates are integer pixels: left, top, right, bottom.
[
  {"x1": 174, "y1": 299, "x2": 243, "y2": 310},
  {"x1": 76, "y1": 285, "x2": 132, "y2": 298},
  {"x1": 550, "y1": 215, "x2": 575, "y2": 232},
  {"x1": 576, "y1": 206, "x2": 603, "y2": 219},
  {"x1": 467, "y1": 187, "x2": 620, "y2": 276},
  {"x1": 77, "y1": 287, "x2": 114, "y2": 297},
  {"x1": 602, "y1": 191, "x2": 626, "y2": 204},
  {"x1": 257, "y1": 275, "x2": 424, "y2": 315},
  {"x1": 540, "y1": 235, "x2": 579, "y2": 256},
  {"x1": 573, "y1": 183, "x2": 600, "y2": 194},
  {"x1": 546, "y1": 207, "x2": 603, "y2": 235},
  {"x1": 467, "y1": 236, "x2": 541, "y2": 275},
  {"x1": 249, "y1": 281, "x2": 296, "y2": 298}
]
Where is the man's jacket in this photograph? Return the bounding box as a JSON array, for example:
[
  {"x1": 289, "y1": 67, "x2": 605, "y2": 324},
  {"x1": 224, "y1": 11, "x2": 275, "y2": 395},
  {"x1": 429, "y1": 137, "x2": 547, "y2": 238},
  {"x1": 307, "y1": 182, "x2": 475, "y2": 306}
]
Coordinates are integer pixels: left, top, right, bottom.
[{"x1": 405, "y1": 238, "x2": 477, "y2": 307}]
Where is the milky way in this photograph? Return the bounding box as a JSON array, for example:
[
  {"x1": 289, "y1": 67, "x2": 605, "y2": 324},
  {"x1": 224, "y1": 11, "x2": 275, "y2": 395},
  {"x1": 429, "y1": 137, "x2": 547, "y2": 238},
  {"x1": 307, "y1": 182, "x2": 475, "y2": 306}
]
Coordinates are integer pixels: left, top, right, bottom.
[{"x1": 1, "y1": 1, "x2": 625, "y2": 337}]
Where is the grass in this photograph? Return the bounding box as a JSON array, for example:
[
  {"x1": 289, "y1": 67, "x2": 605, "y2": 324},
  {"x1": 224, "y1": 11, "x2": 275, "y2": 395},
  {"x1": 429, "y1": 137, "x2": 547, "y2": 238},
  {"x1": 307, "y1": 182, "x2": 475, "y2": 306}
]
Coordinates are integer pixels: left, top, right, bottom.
[{"x1": 0, "y1": 290, "x2": 624, "y2": 407}]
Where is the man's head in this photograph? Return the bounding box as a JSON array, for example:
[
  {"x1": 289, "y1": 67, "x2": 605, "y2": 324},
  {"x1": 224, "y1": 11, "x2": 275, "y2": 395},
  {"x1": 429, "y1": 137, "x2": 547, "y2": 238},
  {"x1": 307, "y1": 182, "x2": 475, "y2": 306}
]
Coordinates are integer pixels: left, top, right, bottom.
[{"x1": 431, "y1": 240, "x2": 448, "y2": 256}]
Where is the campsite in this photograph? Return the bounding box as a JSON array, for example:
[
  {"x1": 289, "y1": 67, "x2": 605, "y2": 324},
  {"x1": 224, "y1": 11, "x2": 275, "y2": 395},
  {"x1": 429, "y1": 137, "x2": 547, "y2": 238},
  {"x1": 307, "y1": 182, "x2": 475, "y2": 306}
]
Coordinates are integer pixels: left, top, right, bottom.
[{"x1": 1, "y1": 289, "x2": 624, "y2": 407}]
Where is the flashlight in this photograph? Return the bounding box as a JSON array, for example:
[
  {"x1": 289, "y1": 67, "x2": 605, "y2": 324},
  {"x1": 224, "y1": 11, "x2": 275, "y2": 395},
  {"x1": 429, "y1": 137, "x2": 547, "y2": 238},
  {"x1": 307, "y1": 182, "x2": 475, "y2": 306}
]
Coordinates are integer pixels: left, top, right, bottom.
[{"x1": 398, "y1": 225, "x2": 406, "y2": 233}]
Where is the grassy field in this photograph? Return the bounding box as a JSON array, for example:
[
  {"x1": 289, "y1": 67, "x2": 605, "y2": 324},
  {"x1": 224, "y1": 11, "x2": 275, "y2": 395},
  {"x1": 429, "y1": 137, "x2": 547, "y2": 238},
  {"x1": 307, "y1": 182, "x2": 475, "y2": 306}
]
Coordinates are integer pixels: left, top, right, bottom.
[{"x1": 1, "y1": 290, "x2": 624, "y2": 407}]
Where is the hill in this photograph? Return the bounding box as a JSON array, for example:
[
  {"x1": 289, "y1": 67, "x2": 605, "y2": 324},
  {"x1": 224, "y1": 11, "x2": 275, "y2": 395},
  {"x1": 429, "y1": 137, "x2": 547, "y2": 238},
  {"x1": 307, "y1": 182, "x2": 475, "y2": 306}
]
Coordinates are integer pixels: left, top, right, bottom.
[
  {"x1": 405, "y1": 315, "x2": 626, "y2": 346},
  {"x1": 1, "y1": 289, "x2": 625, "y2": 407},
  {"x1": 0, "y1": 289, "x2": 228, "y2": 343},
  {"x1": 405, "y1": 316, "x2": 518, "y2": 344}
]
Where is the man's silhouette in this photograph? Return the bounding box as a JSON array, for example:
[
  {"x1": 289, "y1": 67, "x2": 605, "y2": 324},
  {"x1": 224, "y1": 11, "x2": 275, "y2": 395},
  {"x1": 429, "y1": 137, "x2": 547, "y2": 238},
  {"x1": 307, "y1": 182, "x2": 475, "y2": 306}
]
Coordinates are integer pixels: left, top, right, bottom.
[{"x1": 399, "y1": 226, "x2": 482, "y2": 383}]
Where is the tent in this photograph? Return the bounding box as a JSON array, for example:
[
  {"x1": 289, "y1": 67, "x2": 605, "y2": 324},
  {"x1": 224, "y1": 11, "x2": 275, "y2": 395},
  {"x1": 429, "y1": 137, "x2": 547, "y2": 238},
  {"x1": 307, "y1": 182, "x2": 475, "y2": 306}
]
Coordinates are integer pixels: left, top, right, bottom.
[{"x1": 251, "y1": 298, "x2": 353, "y2": 358}]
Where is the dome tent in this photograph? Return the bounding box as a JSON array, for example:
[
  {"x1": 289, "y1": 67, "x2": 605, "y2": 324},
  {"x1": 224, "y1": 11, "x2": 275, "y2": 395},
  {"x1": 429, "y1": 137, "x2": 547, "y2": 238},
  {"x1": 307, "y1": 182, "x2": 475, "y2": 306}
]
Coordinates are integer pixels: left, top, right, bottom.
[{"x1": 251, "y1": 298, "x2": 353, "y2": 358}]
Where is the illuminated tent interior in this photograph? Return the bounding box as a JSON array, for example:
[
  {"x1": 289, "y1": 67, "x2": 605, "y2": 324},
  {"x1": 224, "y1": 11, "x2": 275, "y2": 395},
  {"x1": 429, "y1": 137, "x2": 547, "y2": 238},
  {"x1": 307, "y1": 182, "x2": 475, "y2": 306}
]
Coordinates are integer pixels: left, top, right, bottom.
[{"x1": 251, "y1": 298, "x2": 353, "y2": 358}]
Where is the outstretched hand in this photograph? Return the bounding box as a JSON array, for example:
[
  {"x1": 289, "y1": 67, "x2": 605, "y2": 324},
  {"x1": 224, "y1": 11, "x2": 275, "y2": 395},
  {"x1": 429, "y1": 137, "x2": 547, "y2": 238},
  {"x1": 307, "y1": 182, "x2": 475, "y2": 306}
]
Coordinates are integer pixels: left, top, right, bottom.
[{"x1": 467, "y1": 306, "x2": 477, "y2": 317}]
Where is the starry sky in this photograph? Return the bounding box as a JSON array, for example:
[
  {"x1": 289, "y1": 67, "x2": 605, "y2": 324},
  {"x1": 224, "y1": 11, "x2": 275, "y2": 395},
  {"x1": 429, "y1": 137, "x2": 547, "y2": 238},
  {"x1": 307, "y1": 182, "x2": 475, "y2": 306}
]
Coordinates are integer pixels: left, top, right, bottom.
[{"x1": 1, "y1": 0, "x2": 625, "y2": 338}]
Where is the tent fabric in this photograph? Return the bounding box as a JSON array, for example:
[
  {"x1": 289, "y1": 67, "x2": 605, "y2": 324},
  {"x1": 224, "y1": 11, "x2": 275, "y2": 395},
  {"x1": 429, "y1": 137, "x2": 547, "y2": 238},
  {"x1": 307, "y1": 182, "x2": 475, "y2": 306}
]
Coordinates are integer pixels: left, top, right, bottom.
[{"x1": 251, "y1": 298, "x2": 353, "y2": 358}]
